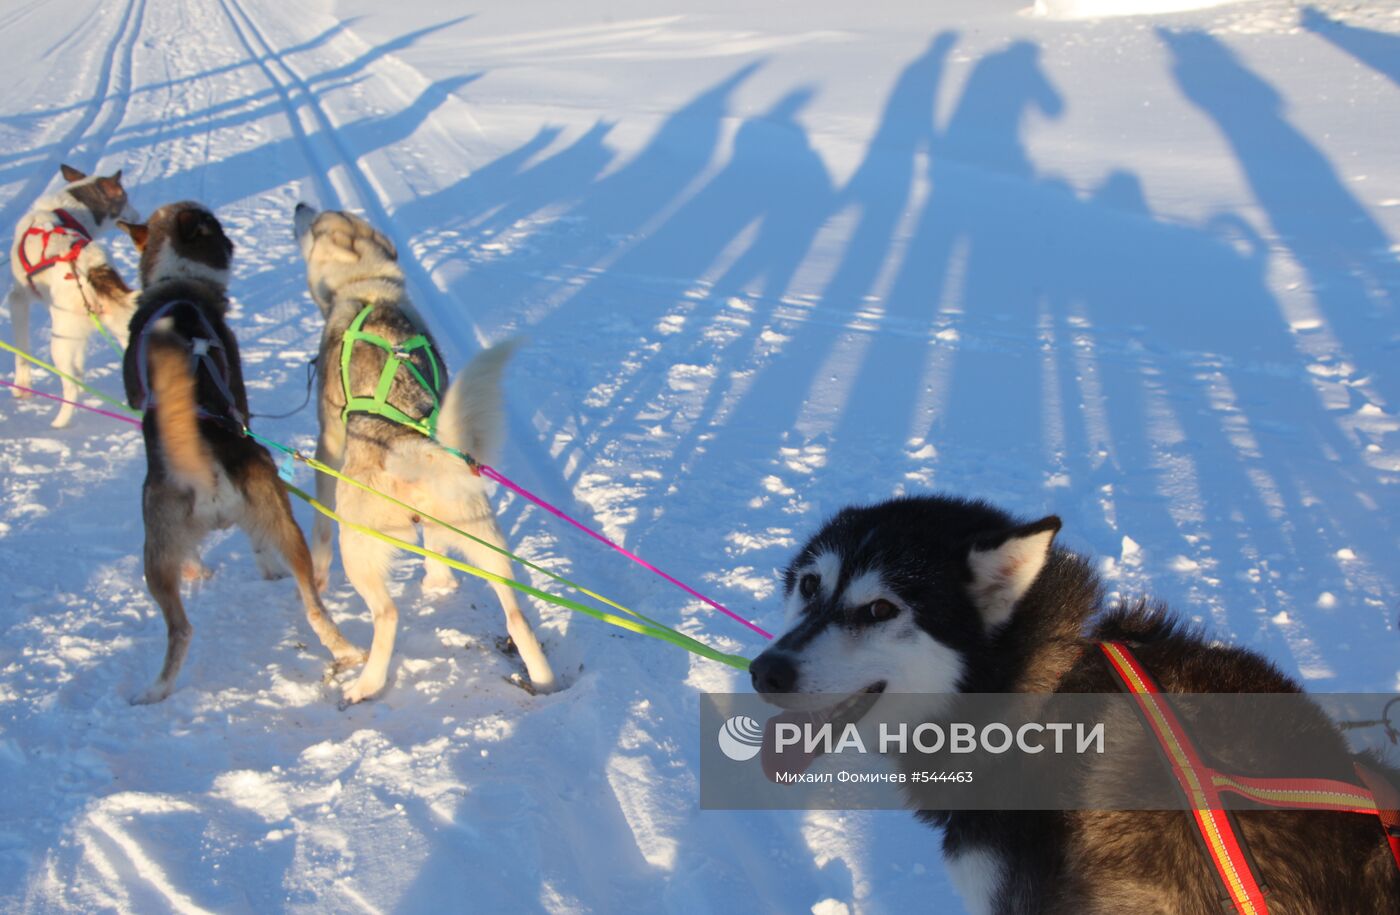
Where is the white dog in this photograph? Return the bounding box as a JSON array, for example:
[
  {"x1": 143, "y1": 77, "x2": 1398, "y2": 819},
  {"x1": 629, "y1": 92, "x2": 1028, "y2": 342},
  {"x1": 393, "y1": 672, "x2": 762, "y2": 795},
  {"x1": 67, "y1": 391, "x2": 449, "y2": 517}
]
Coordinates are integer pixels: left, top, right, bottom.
[{"x1": 7, "y1": 164, "x2": 140, "y2": 426}]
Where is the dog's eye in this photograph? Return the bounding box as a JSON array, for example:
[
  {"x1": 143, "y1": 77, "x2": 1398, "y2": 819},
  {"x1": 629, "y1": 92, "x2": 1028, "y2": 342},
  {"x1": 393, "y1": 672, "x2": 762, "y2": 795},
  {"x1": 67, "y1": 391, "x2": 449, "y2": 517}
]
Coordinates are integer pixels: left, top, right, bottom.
[
  {"x1": 798, "y1": 573, "x2": 820, "y2": 599},
  {"x1": 864, "y1": 599, "x2": 898, "y2": 623}
]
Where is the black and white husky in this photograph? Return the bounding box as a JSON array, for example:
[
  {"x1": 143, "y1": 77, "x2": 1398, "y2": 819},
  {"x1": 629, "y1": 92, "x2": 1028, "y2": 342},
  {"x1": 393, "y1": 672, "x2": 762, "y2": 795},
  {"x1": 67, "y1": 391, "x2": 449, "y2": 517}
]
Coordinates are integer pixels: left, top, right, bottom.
[
  {"x1": 7, "y1": 164, "x2": 140, "y2": 426},
  {"x1": 750, "y1": 495, "x2": 1400, "y2": 913}
]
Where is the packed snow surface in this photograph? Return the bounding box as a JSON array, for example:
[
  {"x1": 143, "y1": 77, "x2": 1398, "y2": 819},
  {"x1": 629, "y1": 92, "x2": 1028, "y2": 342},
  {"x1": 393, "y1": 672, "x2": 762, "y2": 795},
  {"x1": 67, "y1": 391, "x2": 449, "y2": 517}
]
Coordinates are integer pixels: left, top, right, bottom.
[{"x1": 1, "y1": 0, "x2": 1399, "y2": 911}]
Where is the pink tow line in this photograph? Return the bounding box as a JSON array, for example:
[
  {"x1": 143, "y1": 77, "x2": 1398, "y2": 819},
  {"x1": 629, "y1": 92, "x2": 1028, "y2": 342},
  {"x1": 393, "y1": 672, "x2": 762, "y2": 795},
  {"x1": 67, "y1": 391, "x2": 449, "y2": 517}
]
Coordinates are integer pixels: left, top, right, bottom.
[
  {"x1": 479, "y1": 464, "x2": 773, "y2": 639},
  {"x1": 0, "y1": 379, "x2": 141, "y2": 426},
  {"x1": 1, "y1": 378, "x2": 771, "y2": 641}
]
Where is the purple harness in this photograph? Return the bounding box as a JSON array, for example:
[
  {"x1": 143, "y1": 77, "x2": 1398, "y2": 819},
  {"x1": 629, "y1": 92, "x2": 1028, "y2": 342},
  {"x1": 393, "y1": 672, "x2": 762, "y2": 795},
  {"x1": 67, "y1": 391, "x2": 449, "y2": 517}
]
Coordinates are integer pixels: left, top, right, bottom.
[{"x1": 133, "y1": 300, "x2": 244, "y2": 428}]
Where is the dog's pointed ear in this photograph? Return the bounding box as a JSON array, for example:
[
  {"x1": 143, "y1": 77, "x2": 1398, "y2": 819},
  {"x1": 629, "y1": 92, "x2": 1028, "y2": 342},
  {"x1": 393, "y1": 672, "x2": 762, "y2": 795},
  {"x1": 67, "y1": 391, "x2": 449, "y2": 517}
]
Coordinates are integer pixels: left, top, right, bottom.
[
  {"x1": 117, "y1": 220, "x2": 148, "y2": 251},
  {"x1": 328, "y1": 229, "x2": 361, "y2": 263},
  {"x1": 965, "y1": 516, "x2": 1061, "y2": 630},
  {"x1": 60, "y1": 164, "x2": 87, "y2": 183},
  {"x1": 372, "y1": 228, "x2": 397, "y2": 261}
]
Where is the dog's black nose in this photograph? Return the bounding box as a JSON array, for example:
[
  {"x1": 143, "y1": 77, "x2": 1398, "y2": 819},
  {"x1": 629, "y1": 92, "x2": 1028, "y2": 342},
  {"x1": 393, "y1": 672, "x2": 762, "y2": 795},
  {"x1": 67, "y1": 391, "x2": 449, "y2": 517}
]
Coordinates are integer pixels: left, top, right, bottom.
[{"x1": 750, "y1": 652, "x2": 798, "y2": 694}]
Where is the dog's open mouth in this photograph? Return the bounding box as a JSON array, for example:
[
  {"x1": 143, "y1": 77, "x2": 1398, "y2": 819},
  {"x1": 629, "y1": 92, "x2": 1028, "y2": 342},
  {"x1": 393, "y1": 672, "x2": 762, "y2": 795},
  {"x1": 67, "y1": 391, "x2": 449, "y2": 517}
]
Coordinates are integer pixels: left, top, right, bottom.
[{"x1": 761, "y1": 682, "x2": 886, "y2": 782}]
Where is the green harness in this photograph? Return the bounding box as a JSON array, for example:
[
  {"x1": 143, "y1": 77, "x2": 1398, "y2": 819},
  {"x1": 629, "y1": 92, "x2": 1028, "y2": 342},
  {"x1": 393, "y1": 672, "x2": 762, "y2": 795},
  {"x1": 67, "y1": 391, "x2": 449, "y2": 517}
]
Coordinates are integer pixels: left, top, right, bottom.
[{"x1": 339, "y1": 303, "x2": 444, "y2": 437}]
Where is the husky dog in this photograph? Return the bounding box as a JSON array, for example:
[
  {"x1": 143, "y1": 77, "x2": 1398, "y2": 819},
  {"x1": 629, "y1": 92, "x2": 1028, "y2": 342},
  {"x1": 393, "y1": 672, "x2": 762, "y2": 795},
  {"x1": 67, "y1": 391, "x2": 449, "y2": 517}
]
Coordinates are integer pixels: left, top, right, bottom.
[
  {"x1": 119, "y1": 201, "x2": 362, "y2": 704},
  {"x1": 7, "y1": 164, "x2": 141, "y2": 426},
  {"x1": 750, "y1": 495, "x2": 1400, "y2": 913},
  {"x1": 293, "y1": 204, "x2": 555, "y2": 704}
]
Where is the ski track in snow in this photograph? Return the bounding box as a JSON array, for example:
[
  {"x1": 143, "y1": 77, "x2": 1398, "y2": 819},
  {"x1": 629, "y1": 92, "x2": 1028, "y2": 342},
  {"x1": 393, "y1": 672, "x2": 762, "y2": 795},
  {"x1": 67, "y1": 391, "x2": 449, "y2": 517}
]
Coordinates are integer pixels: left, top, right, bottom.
[{"x1": 1, "y1": 0, "x2": 1399, "y2": 911}]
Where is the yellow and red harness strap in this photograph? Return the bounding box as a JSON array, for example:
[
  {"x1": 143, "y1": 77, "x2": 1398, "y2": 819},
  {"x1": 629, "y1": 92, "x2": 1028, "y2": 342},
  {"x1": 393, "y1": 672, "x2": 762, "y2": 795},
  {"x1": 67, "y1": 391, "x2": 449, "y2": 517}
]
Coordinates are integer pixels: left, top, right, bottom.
[
  {"x1": 1100, "y1": 641, "x2": 1400, "y2": 913},
  {"x1": 1210, "y1": 770, "x2": 1377, "y2": 813},
  {"x1": 1101, "y1": 641, "x2": 1271, "y2": 914}
]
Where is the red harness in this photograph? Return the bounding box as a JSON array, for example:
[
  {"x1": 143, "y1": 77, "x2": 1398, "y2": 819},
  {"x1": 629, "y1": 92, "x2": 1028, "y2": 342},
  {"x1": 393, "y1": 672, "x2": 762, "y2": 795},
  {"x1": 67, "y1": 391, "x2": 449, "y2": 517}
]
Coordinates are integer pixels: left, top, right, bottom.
[
  {"x1": 1100, "y1": 641, "x2": 1400, "y2": 914},
  {"x1": 18, "y1": 208, "x2": 91, "y2": 289}
]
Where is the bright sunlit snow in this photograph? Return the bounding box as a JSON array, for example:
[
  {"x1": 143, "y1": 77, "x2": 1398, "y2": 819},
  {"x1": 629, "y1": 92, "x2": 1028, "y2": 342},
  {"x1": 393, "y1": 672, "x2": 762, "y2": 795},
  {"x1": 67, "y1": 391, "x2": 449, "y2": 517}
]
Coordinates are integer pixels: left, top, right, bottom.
[{"x1": 1, "y1": 0, "x2": 1398, "y2": 911}]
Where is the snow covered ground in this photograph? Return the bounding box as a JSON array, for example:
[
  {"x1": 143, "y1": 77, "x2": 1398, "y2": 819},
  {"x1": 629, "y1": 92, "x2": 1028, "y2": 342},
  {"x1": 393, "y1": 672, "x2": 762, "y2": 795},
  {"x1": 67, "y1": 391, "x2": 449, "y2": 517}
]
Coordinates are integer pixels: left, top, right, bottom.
[{"x1": 1, "y1": 0, "x2": 1398, "y2": 911}]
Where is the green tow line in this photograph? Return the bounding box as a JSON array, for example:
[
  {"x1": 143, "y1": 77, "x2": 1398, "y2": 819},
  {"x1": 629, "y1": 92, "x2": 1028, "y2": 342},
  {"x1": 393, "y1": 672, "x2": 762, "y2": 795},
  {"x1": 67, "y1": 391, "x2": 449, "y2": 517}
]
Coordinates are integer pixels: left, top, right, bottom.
[{"x1": 2, "y1": 334, "x2": 753, "y2": 672}]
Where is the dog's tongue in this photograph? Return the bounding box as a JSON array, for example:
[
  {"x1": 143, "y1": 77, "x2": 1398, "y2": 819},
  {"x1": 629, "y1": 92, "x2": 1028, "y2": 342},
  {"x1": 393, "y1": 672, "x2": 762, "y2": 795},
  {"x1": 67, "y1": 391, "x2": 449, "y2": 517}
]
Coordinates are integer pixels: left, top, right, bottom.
[{"x1": 761, "y1": 707, "x2": 831, "y2": 782}]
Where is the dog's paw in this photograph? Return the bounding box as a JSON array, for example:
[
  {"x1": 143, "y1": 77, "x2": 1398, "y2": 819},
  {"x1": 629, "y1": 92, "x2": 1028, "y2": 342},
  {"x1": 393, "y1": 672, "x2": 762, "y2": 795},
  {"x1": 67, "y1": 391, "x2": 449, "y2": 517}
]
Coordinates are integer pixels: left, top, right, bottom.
[
  {"x1": 49, "y1": 409, "x2": 74, "y2": 429},
  {"x1": 9, "y1": 383, "x2": 30, "y2": 399},
  {"x1": 339, "y1": 676, "x2": 383, "y2": 707},
  {"x1": 504, "y1": 672, "x2": 537, "y2": 695},
  {"x1": 527, "y1": 672, "x2": 558, "y2": 695},
  {"x1": 131, "y1": 683, "x2": 172, "y2": 705},
  {"x1": 254, "y1": 549, "x2": 288, "y2": 581}
]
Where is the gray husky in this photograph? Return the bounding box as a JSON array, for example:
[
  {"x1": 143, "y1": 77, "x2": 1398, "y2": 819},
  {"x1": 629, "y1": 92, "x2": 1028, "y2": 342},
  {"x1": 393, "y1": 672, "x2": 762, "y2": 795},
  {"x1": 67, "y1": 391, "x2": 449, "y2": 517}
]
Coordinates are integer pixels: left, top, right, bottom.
[
  {"x1": 293, "y1": 204, "x2": 555, "y2": 704},
  {"x1": 7, "y1": 164, "x2": 140, "y2": 426},
  {"x1": 750, "y1": 495, "x2": 1400, "y2": 914},
  {"x1": 120, "y1": 201, "x2": 362, "y2": 704}
]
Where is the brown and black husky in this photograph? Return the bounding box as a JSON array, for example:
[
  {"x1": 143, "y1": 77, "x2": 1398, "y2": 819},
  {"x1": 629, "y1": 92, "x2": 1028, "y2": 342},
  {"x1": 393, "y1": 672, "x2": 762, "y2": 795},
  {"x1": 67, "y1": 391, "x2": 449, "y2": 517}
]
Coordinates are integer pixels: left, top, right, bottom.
[{"x1": 119, "y1": 201, "x2": 362, "y2": 704}]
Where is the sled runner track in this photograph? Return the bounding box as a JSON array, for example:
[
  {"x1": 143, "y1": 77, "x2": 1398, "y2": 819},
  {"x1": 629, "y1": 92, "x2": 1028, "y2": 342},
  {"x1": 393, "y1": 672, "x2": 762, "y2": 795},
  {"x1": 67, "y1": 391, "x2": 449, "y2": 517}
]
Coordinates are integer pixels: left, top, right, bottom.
[
  {"x1": 0, "y1": 0, "x2": 46, "y2": 35},
  {"x1": 212, "y1": 3, "x2": 566, "y2": 470},
  {"x1": 0, "y1": 0, "x2": 145, "y2": 232},
  {"x1": 65, "y1": 0, "x2": 146, "y2": 174},
  {"x1": 216, "y1": 0, "x2": 473, "y2": 327},
  {"x1": 218, "y1": 0, "x2": 487, "y2": 214},
  {"x1": 212, "y1": 0, "x2": 344, "y2": 208}
]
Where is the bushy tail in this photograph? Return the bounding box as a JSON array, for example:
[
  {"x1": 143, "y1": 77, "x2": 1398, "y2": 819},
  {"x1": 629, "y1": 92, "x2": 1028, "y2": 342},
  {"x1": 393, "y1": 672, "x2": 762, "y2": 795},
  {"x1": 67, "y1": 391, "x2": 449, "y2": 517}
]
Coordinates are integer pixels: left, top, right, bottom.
[
  {"x1": 437, "y1": 338, "x2": 518, "y2": 466},
  {"x1": 76, "y1": 245, "x2": 138, "y2": 344},
  {"x1": 147, "y1": 336, "x2": 215, "y2": 491}
]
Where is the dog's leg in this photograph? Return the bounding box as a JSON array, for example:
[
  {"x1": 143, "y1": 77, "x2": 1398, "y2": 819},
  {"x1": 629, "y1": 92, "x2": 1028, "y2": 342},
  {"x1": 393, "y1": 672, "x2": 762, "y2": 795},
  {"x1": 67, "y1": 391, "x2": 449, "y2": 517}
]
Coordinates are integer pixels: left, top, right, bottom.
[
  {"x1": 312, "y1": 423, "x2": 346, "y2": 592},
  {"x1": 102, "y1": 293, "x2": 137, "y2": 348},
  {"x1": 421, "y1": 524, "x2": 459, "y2": 593},
  {"x1": 182, "y1": 558, "x2": 213, "y2": 581},
  {"x1": 7, "y1": 284, "x2": 34, "y2": 394},
  {"x1": 252, "y1": 543, "x2": 288, "y2": 580},
  {"x1": 240, "y1": 456, "x2": 363, "y2": 668},
  {"x1": 133, "y1": 504, "x2": 194, "y2": 705},
  {"x1": 339, "y1": 525, "x2": 400, "y2": 704},
  {"x1": 47, "y1": 307, "x2": 89, "y2": 428},
  {"x1": 454, "y1": 515, "x2": 557, "y2": 694}
]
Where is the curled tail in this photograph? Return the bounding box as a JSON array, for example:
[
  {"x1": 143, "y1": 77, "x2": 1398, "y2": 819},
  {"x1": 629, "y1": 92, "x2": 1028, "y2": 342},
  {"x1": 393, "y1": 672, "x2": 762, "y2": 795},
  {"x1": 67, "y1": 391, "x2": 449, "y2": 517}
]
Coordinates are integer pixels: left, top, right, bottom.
[
  {"x1": 437, "y1": 338, "x2": 518, "y2": 466},
  {"x1": 146, "y1": 336, "x2": 215, "y2": 491}
]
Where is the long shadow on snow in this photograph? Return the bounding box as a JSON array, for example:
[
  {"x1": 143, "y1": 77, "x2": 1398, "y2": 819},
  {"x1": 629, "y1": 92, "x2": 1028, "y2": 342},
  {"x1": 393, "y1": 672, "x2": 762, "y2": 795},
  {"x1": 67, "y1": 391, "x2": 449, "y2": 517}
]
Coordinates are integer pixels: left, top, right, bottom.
[
  {"x1": 1162, "y1": 29, "x2": 1400, "y2": 410},
  {"x1": 575, "y1": 84, "x2": 836, "y2": 456},
  {"x1": 617, "y1": 32, "x2": 1398, "y2": 681},
  {"x1": 832, "y1": 40, "x2": 1061, "y2": 478},
  {"x1": 607, "y1": 33, "x2": 957, "y2": 627},
  {"x1": 1302, "y1": 6, "x2": 1400, "y2": 90},
  {"x1": 373, "y1": 60, "x2": 869, "y2": 912}
]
